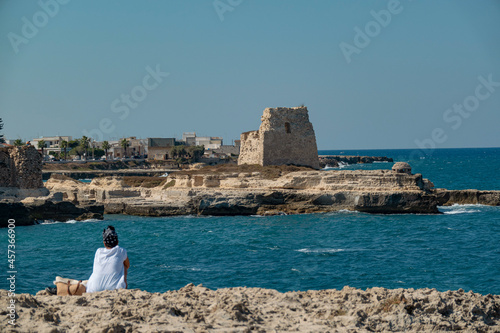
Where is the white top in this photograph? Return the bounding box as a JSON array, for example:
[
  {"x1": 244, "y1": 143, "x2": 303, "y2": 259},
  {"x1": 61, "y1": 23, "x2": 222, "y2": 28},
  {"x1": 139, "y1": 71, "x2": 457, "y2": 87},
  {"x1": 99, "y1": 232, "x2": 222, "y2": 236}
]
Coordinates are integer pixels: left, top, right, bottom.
[{"x1": 86, "y1": 246, "x2": 127, "y2": 293}]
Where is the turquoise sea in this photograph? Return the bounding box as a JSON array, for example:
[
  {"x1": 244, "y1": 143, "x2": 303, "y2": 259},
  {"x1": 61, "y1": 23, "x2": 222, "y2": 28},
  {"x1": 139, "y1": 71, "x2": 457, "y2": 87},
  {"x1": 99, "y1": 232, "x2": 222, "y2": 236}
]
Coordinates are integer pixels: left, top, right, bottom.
[{"x1": 1, "y1": 148, "x2": 499, "y2": 295}]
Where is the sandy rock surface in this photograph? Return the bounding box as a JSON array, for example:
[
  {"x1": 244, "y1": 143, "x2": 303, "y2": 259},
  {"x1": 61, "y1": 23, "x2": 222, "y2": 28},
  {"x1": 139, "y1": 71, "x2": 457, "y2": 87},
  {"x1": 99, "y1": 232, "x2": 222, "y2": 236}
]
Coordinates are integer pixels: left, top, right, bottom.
[
  {"x1": 1, "y1": 285, "x2": 499, "y2": 332},
  {"x1": 45, "y1": 169, "x2": 442, "y2": 215}
]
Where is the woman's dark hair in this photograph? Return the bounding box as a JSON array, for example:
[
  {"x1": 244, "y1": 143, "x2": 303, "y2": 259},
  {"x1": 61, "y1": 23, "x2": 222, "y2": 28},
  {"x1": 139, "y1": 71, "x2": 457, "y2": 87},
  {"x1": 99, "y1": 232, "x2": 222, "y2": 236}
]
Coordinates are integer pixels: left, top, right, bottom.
[{"x1": 102, "y1": 225, "x2": 118, "y2": 248}]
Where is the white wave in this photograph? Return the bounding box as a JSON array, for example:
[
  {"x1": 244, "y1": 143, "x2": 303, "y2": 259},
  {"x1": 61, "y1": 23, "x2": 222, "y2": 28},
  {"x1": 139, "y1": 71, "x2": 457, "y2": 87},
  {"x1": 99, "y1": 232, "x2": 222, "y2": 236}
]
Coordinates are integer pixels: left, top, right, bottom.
[
  {"x1": 447, "y1": 203, "x2": 489, "y2": 208},
  {"x1": 373, "y1": 161, "x2": 389, "y2": 163},
  {"x1": 325, "y1": 209, "x2": 360, "y2": 216},
  {"x1": 66, "y1": 218, "x2": 100, "y2": 224},
  {"x1": 160, "y1": 265, "x2": 203, "y2": 272},
  {"x1": 36, "y1": 220, "x2": 62, "y2": 225},
  {"x1": 338, "y1": 209, "x2": 360, "y2": 214},
  {"x1": 297, "y1": 248, "x2": 345, "y2": 254},
  {"x1": 338, "y1": 162, "x2": 350, "y2": 169},
  {"x1": 181, "y1": 214, "x2": 204, "y2": 219},
  {"x1": 159, "y1": 172, "x2": 169, "y2": 177},
  {"x1": 443, "y1": 209, "x2": 481, "y2": 215},
  {"x1": 439, "y1": 203, "x2": 488, "y2": 215},
  {"x1": 321, "y1": 162, "x2": 350, "y2": 170},
  {"x1": 38, "y1": 218, "x2": 100, "y2": 225}
]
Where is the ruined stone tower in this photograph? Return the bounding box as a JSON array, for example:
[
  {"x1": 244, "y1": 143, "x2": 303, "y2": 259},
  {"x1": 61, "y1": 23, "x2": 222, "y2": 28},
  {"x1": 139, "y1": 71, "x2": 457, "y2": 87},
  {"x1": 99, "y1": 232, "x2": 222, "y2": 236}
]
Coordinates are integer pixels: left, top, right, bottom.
[
  {"x1": 0, "y1": 146, "x2": 43, "y2": 189},
  {"x1": 238, "y1": 107, "x2": 320, "y2": 169}
]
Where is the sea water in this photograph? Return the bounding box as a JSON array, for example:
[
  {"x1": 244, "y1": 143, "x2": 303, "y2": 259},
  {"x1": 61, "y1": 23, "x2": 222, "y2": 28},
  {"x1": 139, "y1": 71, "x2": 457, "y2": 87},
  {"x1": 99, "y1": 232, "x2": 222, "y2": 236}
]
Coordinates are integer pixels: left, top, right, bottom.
[{"x1": 1, "y1": 148, "x2": 499, "y2": 295}]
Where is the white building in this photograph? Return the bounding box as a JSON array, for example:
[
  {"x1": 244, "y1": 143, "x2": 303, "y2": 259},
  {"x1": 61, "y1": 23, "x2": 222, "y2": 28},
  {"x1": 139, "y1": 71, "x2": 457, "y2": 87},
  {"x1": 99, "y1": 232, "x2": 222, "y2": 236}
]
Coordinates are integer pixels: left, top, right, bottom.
[
  {"x1": 31, "y1": 136, "x2": 72, "y2": 155},
  {"x1": 181, "y1": 132, "x2": 223, "y2": 150},
  {"x1": 195, "y1": 136, "x2": 223, "y2": 150}
]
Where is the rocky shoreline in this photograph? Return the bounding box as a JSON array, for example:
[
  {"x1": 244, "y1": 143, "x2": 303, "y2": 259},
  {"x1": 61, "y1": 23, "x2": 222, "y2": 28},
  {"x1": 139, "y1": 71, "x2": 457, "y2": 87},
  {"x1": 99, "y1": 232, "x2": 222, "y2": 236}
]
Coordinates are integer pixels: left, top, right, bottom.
[
  {"x1": 3, "y1": 145, "x2": 498, "y2": 224},
  {"x1": 0, "y1": 146, "x2": 104, "y2": 227},
  {"x1": 0, "y1": 200, "x2": 103, "y2": 228},
  {"x1": 1, "y1": 285, "x2": 499, "y2": 332},
  {"x1": 45, "y1": 166, "x2": 442, "y2": 216},
  {"x1": 41, "y1": 165, "x2": 500, "y2": 219}
]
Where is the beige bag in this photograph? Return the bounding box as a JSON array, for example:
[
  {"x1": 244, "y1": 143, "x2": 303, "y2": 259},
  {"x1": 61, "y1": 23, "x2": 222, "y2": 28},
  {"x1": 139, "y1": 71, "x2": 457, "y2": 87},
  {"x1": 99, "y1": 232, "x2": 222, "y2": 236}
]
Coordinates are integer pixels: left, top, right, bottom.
[{"x1": 54, "y1": 276, "x2": 88, "y2": 296}]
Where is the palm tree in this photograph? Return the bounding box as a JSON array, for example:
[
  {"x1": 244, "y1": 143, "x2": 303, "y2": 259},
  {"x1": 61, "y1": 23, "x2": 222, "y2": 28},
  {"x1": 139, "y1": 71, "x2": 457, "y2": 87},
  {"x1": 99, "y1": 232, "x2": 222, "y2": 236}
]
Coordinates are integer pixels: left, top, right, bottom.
[
  {"x1": 80, "y1": 136, "x2": 90, "y2": 160},
  {"x1": 14, "y1": 139, "x2": 24, "y2": 146},
  {"x1": 120, "y1": 138, "x2": 129, "y2": 158},
  {"x1": 60, "y1": 140, "x2": 68, "y2": 160},
  {"x1": 102, "y1": 141, "x2": 110, "y2": 160},
  {"x1": 37, "y1": 140, "x2": 46, "y2": 156}
]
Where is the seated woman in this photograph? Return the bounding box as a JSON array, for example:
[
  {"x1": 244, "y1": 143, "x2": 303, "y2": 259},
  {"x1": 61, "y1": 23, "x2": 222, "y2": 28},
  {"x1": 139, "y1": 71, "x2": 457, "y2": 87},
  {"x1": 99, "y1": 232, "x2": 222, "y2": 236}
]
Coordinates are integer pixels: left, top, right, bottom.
[{"x1": 86, "y1": 225, "x2": 130, "y2": 293}]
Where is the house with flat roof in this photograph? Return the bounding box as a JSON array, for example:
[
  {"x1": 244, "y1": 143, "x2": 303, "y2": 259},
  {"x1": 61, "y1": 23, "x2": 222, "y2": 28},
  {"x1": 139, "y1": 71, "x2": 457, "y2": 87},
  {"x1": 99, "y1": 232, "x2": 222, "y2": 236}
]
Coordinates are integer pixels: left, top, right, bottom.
[
  {"x1": 147, "y1": 137, "x2": 177, "y2": 160},
  {"x1": 31, "y1": 136, "x2": 72, "y2": 156}
]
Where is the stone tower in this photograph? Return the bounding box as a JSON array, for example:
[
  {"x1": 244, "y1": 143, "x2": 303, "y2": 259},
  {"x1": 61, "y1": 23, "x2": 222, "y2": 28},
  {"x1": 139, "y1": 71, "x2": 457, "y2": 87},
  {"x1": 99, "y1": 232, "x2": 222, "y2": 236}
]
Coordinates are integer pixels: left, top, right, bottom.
[
  {"x1": 0, "y1": 146, "x2": 43, "y2": 189},
  {"x1": 238, "y1": 107, "x2": 320, "y2": 169}
]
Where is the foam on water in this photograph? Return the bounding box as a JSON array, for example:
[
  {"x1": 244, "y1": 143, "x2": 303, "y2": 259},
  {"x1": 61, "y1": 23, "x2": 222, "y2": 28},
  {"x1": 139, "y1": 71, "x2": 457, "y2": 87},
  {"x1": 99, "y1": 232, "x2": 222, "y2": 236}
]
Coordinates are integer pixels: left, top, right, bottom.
[
  {"x1": 39, "y1": 218, "x2": 101, "y2": 225},
  {"x1": 297, "y1": 248, "x2": 345, "y2": 254},
  {"x1": 439, "y1": 204, "x2": 485, "y2": 215}
]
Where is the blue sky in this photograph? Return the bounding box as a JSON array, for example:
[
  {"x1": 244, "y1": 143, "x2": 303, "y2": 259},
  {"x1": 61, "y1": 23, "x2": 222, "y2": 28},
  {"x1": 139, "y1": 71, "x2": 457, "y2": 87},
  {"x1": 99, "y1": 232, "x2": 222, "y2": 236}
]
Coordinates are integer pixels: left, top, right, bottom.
[{"x1": 1, "y1": 0, "x2": 499, "y2": 149}]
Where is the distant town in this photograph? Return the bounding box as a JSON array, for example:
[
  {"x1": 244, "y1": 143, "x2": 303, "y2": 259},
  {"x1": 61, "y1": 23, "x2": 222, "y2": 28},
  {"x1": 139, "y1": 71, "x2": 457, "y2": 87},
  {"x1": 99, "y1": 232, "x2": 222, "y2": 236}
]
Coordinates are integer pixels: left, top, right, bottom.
[{"x1": 0, "y1": 133, "x2": 241, "y2": 165}]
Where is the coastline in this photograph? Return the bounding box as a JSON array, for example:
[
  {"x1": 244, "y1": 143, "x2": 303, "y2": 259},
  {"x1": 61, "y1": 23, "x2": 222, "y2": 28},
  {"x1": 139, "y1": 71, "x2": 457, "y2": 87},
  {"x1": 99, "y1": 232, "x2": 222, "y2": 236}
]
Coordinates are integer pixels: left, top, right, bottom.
[
  {"x1": 45, "y1": 167, "x2": 442, "y2": 217},
  {"x1": 2, "y1": 285, "x2": 499, "y2": 332}
]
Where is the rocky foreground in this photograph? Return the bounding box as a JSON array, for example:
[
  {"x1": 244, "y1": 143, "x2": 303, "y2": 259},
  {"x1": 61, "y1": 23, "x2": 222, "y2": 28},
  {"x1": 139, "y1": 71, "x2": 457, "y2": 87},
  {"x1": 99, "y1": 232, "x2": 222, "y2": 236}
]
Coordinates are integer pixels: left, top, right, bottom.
[{"x1": 1, "y1": 285, "x2": 499, "y2": 332}]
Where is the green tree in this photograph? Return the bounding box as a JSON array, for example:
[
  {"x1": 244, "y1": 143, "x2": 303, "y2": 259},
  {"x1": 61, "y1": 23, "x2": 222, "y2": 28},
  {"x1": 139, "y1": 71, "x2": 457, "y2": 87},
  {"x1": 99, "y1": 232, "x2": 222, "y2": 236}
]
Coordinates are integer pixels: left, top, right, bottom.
[
  {"x1": 170, "y1": 146, "x2": 177, "y2": 158},
  {"x1": 37, "y1": 140, "x2": 46, "y2": 155},
  {"x1": 68, "y1": 146, "x2": 85, "y2": 158},
  {"x1": 120, "y1": 138, "x2": 129, "y2": 158},
  {"x1": 60, "y1": 140, "x2": 68, "y2": 160},
  {"x1": 0, "y1": 118, "x2": 4, "y2": 143},
  {"x1": 93, "y1": 148, "x2": 105, "y2": 159},
  {"x1": 68, "y1": 139, "x2": 80, "y2": 149},
  {"x1": 171, "y1": 145, "x2": 186, "y2": 159},
  {"x1": 14, "y1": 139, "x2": 24, "y2": 146},
  {"x1": 186, "y1": 145, "x2": 205, "y2": 162},
  {"x1": 102, "y1": 141, "x2": 111, "y2": 160},
  {"x1": 80, "y1": 136, "x2": 90, "y2": 159}
]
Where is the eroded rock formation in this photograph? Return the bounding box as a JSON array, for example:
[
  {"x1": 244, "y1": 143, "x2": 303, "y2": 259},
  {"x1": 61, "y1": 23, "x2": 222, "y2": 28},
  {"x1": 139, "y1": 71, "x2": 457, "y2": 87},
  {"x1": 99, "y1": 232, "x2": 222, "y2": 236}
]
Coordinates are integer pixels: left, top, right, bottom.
[
  {"x1": 46, "y1": 167, "x2": 440, "y2": 215},
  {"x1": 238, "y1": 107, "x2": 320, "y2": 169},
  {"x1": 435, "y1": 189, "x2": 500, "y2": 206}
]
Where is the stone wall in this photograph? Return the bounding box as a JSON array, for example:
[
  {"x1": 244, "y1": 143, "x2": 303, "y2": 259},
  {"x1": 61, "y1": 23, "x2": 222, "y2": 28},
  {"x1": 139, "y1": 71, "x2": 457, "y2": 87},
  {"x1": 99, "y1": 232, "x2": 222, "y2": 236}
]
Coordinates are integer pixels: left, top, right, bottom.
[
  {"x1": 0, "y1": 146, "x2": 43, "y2": 189},
  {"x1": 238, "y1": 107, "x2": 320, "y2": 169},
  {"x1": 238, "y1": 131, "x2": 262, "y2": 165}
]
